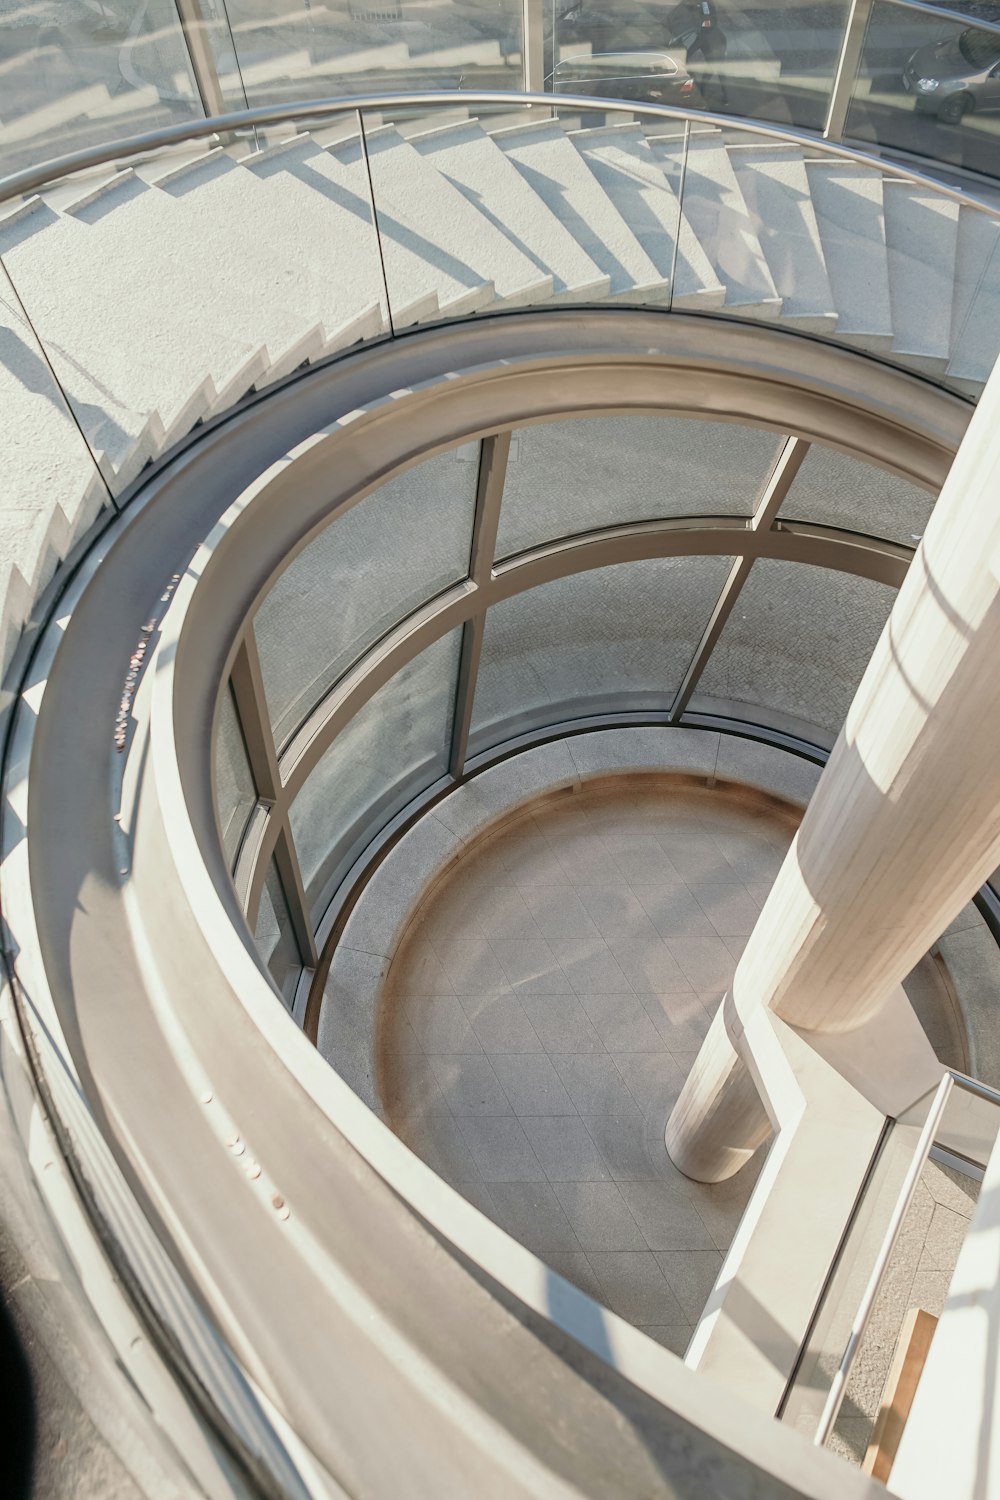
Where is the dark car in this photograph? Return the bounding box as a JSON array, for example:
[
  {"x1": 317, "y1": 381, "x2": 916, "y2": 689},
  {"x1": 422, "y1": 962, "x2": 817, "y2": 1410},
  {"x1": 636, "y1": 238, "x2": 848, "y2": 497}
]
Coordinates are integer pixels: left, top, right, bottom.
[
  {"x1": 903, "y1": 26, "x2": 1000, "y2": 123},
  {"x1": 547, "y1": 48, "x2": 697, "y2": 103}
]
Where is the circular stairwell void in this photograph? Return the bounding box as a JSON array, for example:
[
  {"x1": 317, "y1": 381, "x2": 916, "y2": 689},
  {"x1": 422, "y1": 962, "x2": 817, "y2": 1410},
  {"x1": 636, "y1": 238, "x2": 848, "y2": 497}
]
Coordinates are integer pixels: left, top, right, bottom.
[
  {"x1": 5, "y1": 309, "x2": 998, "y2": 1499},
  {"x1": 365, "y1": 769, "x2": 968, "y2": 1357}
]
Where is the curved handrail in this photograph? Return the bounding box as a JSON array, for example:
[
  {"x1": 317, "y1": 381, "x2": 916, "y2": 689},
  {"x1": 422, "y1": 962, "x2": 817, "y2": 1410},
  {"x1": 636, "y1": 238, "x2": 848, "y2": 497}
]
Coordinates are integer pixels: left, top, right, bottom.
[{"x1": 2, "y1": 89, "x2": 1000, "y2": 220}]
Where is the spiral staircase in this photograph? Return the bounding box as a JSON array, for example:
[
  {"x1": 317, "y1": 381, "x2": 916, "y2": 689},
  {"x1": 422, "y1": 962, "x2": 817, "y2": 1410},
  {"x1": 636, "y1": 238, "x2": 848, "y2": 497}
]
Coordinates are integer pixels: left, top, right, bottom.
[{"x1": 4, "y1": 26, "x2": 1000, "y2": 1499}]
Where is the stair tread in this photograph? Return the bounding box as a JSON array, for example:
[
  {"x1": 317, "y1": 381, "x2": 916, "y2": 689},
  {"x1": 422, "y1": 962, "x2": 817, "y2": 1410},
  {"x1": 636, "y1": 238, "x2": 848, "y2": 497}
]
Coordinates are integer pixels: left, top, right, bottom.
[
  {"x1": 648, "y1": 133, "x2": 781, "y2": 314},
  {"x1": 491, "y1": 118, "x2": 669, "y2": 299},
  {"x1": 946, "y1": 207, "x2": 1000, "y2": 383},
  {"x1": 357, "y1": 123, "x2": 551, "y2": 308},
  {"x1": 805, "y1": 160, "x2": 893, "y2": 345},
  {"x1": 729, "y1": 144, "x2": 837, "y2": 328},
  {"x1": 569, "y1": 123, "x2": 725, "y2": 305},
  {"x1": 883, "y1": 181, "x2": 959, "y2": 362},
  {"x1": 412, "y1": 119, "x2": 609, "y2": 300}
]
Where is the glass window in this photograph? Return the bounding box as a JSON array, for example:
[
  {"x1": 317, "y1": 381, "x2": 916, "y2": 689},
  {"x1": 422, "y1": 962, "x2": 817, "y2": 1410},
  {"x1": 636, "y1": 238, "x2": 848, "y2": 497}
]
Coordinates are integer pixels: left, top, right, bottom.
[
  {"x1": 216, "y1": 1, "x2": 524, "y2": 108},
  {"x1": 254, "y1": 860, "x2": 301, "y2": 1013},
  {"x1": 778, "y1": 444, "x2": 935, "y2": 546},
  {"x1": 847, "y1": 1, "x2": 1000, "y2": 184},
  {"x1": 469, "y1": 555, "x2": 734, "y2": 755},
  {"x1": 255, "y1": 448, "x2": 479, "y2": 750},
  {"x1": 694, "y1": 559, "x2": 897, "y2": 737},
  {"x1": 289, "y1": 629, "x2": 462, "y2": 921},
  {"x1": 215, "y1": 684, "x2": 257, "y2": 868},
  {"x1": 495, "y1": 416, "x2": 783, "y2": 559},
  {"x1": 0, "y1": 1, "x2": 203, "y2": 177}
]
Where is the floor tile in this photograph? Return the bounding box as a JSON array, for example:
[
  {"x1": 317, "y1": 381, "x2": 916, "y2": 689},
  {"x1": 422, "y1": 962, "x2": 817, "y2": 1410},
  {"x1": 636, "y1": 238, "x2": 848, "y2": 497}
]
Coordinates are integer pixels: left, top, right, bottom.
[
  {"x1": 695, "y1": 884, "x2": 763, "y2": 938},
  {"x1": 588, "y1": 1252, "x2": 686, "y2": 1324},
  {"x1": 463, "y1": 992, "x2": 545, "y2": 1054},
  {"x1": 488, "y1": 1182, "x2": 583, "y2": 1252},
  {"x1": 580, "y1": 1115, "x2": 659, "y2": 1180},
  {"x1": 632, "y1": 885, "x2": 717, "y2": 940},
  {"x1": 665, "y1": 935, "x2": 737, "y2": 990},
  {"x1": 491, "y1": 938, "x2": 569, "y2": 995},
  {"x1": 491, "y1": 1054, "x2": 577, "y2": 1116},
  {"x1": 548, "y1": 936, "x2": 633, "y2": 995},
  {"x1": 544, "y1": 1251, "x2": 606, "y2": 1303},
  {"x1": 612, "y1": 1053, "x2": 686, "y2": 1121},
  {"x1": 654, "y1": 1250, "x2": 724, "y2": 1321},
  {"x1": 553, "y1": 1182, "x2": 647, "y2": 1252},
  {"x1": 641, "y1": 1324, "x2": 693, "y2": 1356},
  {"x1": 619, "y1": 1180, "x2": 717, "y2": 1251},
  {"x1": 434, "y1": 938, "x2": 509, "y2": 994},
  {"x1": 520, "y1": 1116, "x2": 611, "y2": 1181},
  {"x1": 430, "y1": 1054, "x2": 511, "y2": 1116},
  {"x1": 554, "y1": 1054, "x2": 641, "y2": 1116},
  {"x1": 607, "y1": 938, "x2": 689, "y2": 994},
  {"x1": 406, "y1": 994, "x2": 483, "y2": 1054},
  {"x1": 577, "y1": 885, "x2": 659, "y2": 940},
  {"x1": 580, "y1": 993, "x2": 665, "y2": 1052},
  {"x1": 457, "y1": 1116, "x2": 546, "y2": 1181},
  {"x1": 519, "y1": 995, "x2": 605, "y2": 1054},
  {"x1": 528, "y1": 886, "x2": 601, "y2": 940}
]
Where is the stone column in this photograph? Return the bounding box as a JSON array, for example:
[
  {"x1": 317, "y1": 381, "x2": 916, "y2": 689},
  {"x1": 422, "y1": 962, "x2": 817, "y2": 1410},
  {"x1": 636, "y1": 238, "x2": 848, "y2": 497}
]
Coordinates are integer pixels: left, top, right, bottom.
[{"x1": 667, "y1": 366, "x2": 1000, "y2": 1182}]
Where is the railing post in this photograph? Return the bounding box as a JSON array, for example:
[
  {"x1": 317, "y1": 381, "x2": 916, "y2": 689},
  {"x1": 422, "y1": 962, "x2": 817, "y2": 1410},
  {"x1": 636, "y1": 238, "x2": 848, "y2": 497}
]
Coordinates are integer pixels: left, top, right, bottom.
[
  {"x1": 174, "y1": 0, "x2": 229, "y2": 121},
  {"x1": 824, "y1": 0, "x2": 873, "y2": 141},
  {"x1": 522, "y1": 0, "x2": 546, "y2": 93}
]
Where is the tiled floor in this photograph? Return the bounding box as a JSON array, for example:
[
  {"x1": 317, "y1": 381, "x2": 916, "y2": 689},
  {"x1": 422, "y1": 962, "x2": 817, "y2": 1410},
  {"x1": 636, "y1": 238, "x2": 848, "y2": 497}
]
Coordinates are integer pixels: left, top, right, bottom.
[{"x1": 377, "y1": 775, "x2": 965, "y2": 1356}]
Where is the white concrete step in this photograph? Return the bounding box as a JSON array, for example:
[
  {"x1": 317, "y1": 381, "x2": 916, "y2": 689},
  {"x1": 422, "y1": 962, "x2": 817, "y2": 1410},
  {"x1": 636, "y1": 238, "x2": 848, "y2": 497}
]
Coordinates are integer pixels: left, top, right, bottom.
[
  {"x1": 647, "y1": 132, "x2": 781, "y2": 318},
  {"x1": 0, "y1": 196, "x2": 254, "y2": 477},
  {"x1": 805, "y1": 161, "x2": 893, "y2": 352},
  {"x1": 0, "y1": 280, "x2": 109, "y2": 675},
  {"x1": 325, "y1": 130, "x2": 497, "y2": 320},
  {"x1": 410, "y1": 119, "x2": 610, "y2": 302},
  {"x1": 728, "y1": 144, "x2": 837, "y2": 333},
  {"x1": 883, "y1": 181, "x2": 960, "y2": 368},
  {"x1": 356, "y1": 124, "x2": 551, "y2": 310},
  {"x1": 490, "y1": 118, "x2": 670, "y2": 301},
  {"x1": 945, "y1": 206, "x2": 1000, "y2": 387},
  {"x1": 568, "y1": 123, "x2": 725, "y2": 308}
]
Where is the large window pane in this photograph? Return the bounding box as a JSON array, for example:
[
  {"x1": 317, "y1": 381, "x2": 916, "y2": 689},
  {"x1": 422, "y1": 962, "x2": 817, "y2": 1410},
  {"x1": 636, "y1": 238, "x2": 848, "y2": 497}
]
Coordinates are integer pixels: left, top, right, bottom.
[
  {"x1": 778, "y1": 444, "x2": 935, "y2": 545},
  {"x1": 846, "y1": 0, "x2": 1000, "y2": 184},
  {"x1": 255, "y1": 449, "x2": 479, "y2": 749},
  {"x1": 289, "y1": 629, "x2": 461, "y2": 920},
  {"x1": 548, "y1": 0, "x2": 851, "y2": 132},
  {"x1": 215, "y1": 1, "x2": 523, "y2": 109},
  {"x1": 254, "y1": 859, "x2": 301, "y2": 1012},
  {"x1": 694, "y1": 559, "x2": 897, "y2": 737},
  {"x1": 215, "y1": 684, "x2": 257, "y2": 867},
  {"x1": 0, "y1": 1, "x2": 203, "y2": 177},
  {"x1": 469, "y1": 555, "x2": 734, "y2": 755},
  {"x1": 495, "y1": 416, "x2": 783, "y2": 559}
]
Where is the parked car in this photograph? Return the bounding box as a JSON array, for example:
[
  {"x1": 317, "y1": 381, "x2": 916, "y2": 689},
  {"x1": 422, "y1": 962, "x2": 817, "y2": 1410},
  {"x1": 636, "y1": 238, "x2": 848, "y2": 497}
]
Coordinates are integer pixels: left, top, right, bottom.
[
  {"x1": 547, "y1": 48, "x2": 697, "y2": 103},
  {"x1": 903, "y1": 26, "x2": 1000, "y2": 123}
]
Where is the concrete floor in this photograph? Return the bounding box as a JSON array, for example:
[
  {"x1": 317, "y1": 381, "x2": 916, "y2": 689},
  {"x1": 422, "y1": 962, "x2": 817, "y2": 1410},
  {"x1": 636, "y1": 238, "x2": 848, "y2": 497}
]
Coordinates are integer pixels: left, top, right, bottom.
[{"x1": 378, "y1": 775, "x2": 967, "y2": 1355}]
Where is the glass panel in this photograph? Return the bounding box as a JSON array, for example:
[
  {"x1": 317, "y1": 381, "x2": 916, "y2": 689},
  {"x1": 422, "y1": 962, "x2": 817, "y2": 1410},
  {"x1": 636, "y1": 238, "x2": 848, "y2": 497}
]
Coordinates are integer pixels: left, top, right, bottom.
[
  {"x1": 0, "y1": 1, "x2": 203, "y2": 177},
  {"x1": 778, "y1": 443, "x2": 935, "y2": 546},
  {"x1": 0, "y1": 111, "x2": 387, "y2": 499},
  {"x1": 289, "y1": 629, "x2": 461, "y2": 920},
  {"x1": 216, "y1": 0, "x2": 523, "y2": 108},
  {"x1": 496, "y1": 416, "x2": 783, "y2": 558},
  {"x1": 847, "y1": 0, "x2": 1000, "y2": 184},
  {"x1": 256, "y1": 447, "x2": 479, "y2": 749},
  {"x1": 254, "y1": 858, "x2": 302, "y2": 1012},
  {"x1": 215, "y1": 684, "x2": 257, "y2": 867},
  {"x1": 359, "y1": 99, "x2": 688, "y2": 333},
  {"x1": 548, "y1": 0, "x2": 850, "y2": 131},
  {"x1": 468, "y1": 555, "x2": 734, "y2": 755},
  {"x1": 694, "y1": 559, "x2": 896, "y2": 737}
]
